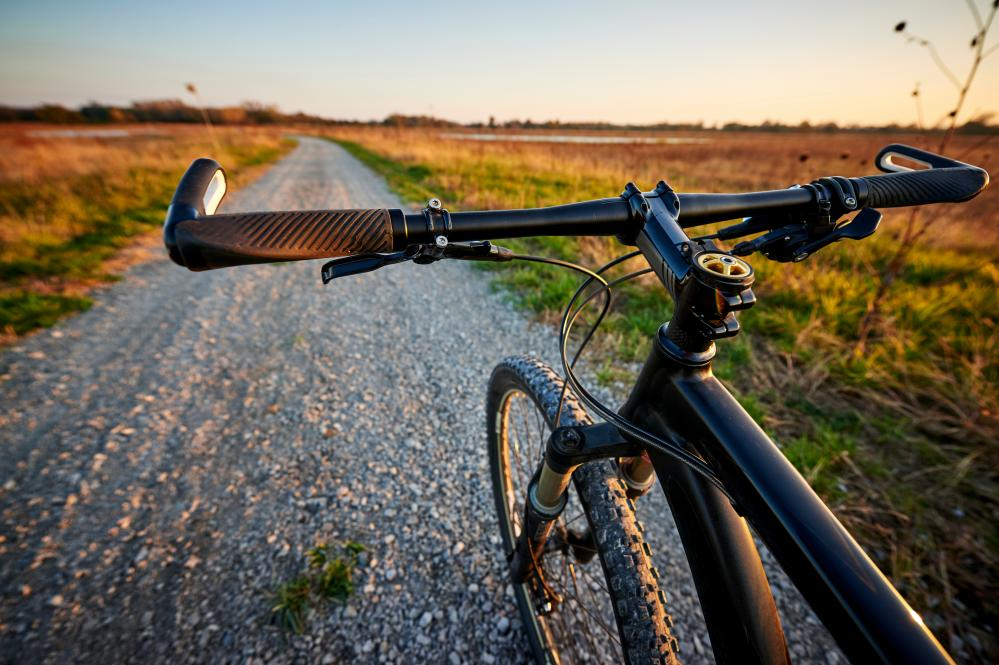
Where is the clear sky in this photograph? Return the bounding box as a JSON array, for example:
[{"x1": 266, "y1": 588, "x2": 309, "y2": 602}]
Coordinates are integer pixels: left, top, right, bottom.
[{"x1": 1, "y1": 0, "x2": 996, "y2": 127}]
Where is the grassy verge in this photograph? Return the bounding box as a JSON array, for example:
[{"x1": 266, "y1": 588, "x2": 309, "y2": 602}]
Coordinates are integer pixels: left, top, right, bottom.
[
  {"x1": 0, "y1": 126, "x2": 295, "y2": 339},
  {"x1": 328, "y1": 130, "x2": 997, "y2": 659}
]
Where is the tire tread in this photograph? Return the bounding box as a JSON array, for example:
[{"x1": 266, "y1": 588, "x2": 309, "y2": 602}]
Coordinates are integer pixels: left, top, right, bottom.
[{"x1": 488, "y1": 356, "x2": 679, "y2": 664}]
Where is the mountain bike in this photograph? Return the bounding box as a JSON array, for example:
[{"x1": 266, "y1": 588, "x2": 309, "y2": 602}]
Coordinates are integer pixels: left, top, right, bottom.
[{"x1": 162, "y1": 143, "x2": 988, "y2": 664}]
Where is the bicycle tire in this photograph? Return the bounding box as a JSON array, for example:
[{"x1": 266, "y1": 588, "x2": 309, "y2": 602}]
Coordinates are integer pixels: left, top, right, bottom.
[{"x1": 486, "y1": 356, "x2": 679, "y2": 664}]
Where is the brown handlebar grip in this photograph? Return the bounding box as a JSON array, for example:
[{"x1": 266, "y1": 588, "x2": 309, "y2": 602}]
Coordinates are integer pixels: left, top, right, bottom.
[{"x1": 172, "y1": 208, "x2": 397, "y2": 271}]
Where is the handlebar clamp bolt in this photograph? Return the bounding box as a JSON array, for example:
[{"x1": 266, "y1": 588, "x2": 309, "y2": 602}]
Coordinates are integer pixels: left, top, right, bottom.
[
  {"x1": 434, "y1": 235, "x2": 448, "y2": 249},
  {"x1": 428, "y1": 198, "x2": 442, "y2": 211},
  {"x1": 554, "y1": 427, "x2": 582, "y2": 451}
]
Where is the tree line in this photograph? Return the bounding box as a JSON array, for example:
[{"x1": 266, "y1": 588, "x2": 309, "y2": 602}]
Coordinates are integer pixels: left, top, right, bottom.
[{"x1": 1, "y1": 100, "x2": 994, "y2": 134}]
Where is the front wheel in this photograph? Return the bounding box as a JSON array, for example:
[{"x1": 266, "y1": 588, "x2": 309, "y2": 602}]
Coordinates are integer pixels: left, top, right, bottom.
[{"x1": 487, "y1": 356, "x2": 679, "y2": 664}]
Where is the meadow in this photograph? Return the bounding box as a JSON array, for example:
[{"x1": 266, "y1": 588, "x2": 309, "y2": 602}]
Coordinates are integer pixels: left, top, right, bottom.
[
  {"x1": 0, "y1": 124, "x2": 294, "y2": 341},
  {"x1": 318, "y1": 125, "x2": 997, "y2": 658}
]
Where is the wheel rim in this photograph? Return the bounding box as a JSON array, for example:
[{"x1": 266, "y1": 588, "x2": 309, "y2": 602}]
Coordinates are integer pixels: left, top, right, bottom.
[{"x1": 495, "y1": 388, "x2": 624, "y2": 664}]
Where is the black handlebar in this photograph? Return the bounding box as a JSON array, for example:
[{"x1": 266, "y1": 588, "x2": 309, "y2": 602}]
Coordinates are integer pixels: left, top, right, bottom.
[{"x1": 163, "y1": 144, "x2": 989, "y2": 271}]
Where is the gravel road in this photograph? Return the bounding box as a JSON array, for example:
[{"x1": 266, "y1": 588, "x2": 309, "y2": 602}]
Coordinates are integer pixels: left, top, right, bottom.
[{"x1": 0, "y1": 137, "x2": 841, "y2": 664}]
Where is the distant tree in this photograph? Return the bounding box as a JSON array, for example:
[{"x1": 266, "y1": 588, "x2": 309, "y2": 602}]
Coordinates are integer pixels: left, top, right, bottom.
[
  {"x1": 957, "y1": 111, "x2": 998, "y2": 134},
  {"x1": 241, "y1": 101, "x2": 281, "y2": 124},
  {"x1": 212, "y1": 106, "x2": 249, "y2": 124},
  {"x1": 132, "y1": 99, "x2": 200, "y2": 123},
  {"x1": 80, "y1": 103, "x2": 112, "y2": 123},
  {"x1": 33, "y1": 104, "x2": 84, "y2": 123}
]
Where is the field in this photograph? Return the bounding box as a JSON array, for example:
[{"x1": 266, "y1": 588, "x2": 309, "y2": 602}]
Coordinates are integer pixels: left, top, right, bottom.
[
  {"x1": 0, "y1": 124, "x2": 294, "y2": 341},
  {"x1": 317, "y1": 125, "x2": 998, "y2": 658}
]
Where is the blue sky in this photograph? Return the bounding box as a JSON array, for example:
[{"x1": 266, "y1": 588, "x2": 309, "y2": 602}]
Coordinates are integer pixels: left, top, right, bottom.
[{"x1": 1, "y1": 0, "x2": 996, "y2": 126}]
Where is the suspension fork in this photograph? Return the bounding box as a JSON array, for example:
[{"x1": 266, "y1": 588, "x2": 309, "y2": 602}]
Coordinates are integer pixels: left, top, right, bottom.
[
  {"x1": 619, "y1": 454, "x2": 657, "y2": 498},
  {"x1": 509, "y1": 423, "x2": 644, "y2": 583}
]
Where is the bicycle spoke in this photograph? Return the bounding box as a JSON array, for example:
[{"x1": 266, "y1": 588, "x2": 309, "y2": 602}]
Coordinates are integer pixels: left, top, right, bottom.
[
  {"x1": 573, "y1": 559, "x2": 610, "y2": 595},
  {"x1": 544, "y1": 553, "x2": 620, "y2": 648},
  {"x1": 520, "y1": 393, "x2": 543, "y2": 460},
  {"x1": 507, "y1": 398, "x2": 533, "y2": 507},
  {"x1": 568, "y1": 560, "x2": 609, "y2": 658},
  {"x1": 532, "y1": 404, "x2": 548, "y2": 463},
  {"x1": 555, "y1": 553, "x2": 584, "y2": 664},
  {"x1": 576, "y1": 563, "x2": 618, "y2": 640},
  {"x1": 556, "y1": 561, "x2": 621, "y2": 646},
  {"x1": 496, "y1": 384, "x2": 626, "y2": 664},
  {"x1": 563, "y1": 510, "x2": 587, "y2": 528},
  {"x1": 516, "y1": 396, "x2": 540, "y2": 481}
]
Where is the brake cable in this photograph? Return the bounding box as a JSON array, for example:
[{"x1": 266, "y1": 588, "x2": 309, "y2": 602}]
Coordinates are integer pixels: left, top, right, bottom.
[{"x1": 505, "y1": 250, "x2": 730, "y2": 497}]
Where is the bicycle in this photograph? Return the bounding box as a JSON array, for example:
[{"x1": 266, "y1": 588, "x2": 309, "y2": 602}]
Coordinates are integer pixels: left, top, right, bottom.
[{"x1": 162, "y1": 143, "x2": 988, "y2": 664}]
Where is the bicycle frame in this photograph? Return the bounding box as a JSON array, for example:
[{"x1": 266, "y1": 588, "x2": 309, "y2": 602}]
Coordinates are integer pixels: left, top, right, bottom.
[
  {"x1": 619, "y1": 325, "x2": 953, "y2": 664},
  {"x1": 517, "y1": 181, "x2": 956, "y2": 664}
]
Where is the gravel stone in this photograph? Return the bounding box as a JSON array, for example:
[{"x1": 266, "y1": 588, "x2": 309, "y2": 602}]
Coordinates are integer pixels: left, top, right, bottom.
[{"x1": 0, "y1": 137, "x2": 841, "y2": 663}]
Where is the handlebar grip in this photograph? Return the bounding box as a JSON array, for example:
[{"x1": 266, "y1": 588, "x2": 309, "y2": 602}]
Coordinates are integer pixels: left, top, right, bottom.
[
  {"x1": 172, "y1": 209, "x2": 396, "y2": 271},
  {"x1": 856, "y1": 167, "x2": 988, "y2": 209}
]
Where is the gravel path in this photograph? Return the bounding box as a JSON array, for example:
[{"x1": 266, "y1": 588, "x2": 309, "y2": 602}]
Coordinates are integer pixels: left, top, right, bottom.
[{"x1": 0, "y1": 137, "x2": 841, "y2": 664}]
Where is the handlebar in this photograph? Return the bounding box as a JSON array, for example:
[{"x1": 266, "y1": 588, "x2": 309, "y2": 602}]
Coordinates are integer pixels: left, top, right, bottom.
[{"x1": 164, "y1": 144, "x2": 988, "y2": 271}]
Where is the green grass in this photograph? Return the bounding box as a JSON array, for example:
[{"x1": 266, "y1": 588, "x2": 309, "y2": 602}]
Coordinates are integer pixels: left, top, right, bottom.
[
  {"x1": 0, "y1": 174, "x2": 173, "y2": 282},
  {"x1": 272, "y1": 541, "x2": 365, "y2": 635},
  {"x1": 0, "y1": 292, "x2": 93, "y2": 334}
]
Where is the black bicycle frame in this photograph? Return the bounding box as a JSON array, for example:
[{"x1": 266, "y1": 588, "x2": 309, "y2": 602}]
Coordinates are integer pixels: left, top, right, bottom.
[{"x1": 620, "y1": 325, "x2": 952, "y2": 664}]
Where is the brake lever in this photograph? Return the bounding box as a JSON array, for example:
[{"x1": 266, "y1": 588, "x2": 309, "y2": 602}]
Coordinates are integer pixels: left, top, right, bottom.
[
  {"x1": 320, "y1": 240, "x2": 516, "y2": 284},
  {"x1": 730, "y1": 208, "x2": 882, "y2": 263},
  {"x1": 321, "y1": 246, "x2": 419, "y2": 283},
  {"x1": 789, "y1": 207, "x2": 882, "y2": 262}
]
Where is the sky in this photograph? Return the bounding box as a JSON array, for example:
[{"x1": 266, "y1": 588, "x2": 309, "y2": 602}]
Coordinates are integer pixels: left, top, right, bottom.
[{"x1": 1, "y1": 0, "x2": 997, "y2": 127}]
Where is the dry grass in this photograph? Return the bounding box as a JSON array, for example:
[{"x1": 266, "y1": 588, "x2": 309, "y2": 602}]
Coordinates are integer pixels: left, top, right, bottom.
[
  {"x1": 0, "y1": 123, "x2": 294, "y2": 339},
  {"x1": 319, "y1": 125, "x2": 998, "y2": 661}
]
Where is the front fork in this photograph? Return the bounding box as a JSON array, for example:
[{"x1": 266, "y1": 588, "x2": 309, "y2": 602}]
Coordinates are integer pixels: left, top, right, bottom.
[{"x1": 508, "y1": 423, "x2": 654, "y2": 583}]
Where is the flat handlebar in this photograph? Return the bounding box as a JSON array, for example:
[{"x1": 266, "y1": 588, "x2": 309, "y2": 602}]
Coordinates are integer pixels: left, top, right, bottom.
[{"x1": 164, "y1": 144, "x2": 988, "y2": 271}]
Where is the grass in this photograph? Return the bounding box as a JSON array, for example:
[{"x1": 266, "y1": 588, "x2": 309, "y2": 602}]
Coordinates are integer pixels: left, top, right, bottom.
[
  {"x1": 272, "y1": 541, "x2": 365, "y2": 635},
  {"x1": 321, "y1": 126, "x2": 997, "y2": 659},
  {"x1": 0, "y1": 124, "x2": 295, "y2": 339},
  {"x1": 0, "y1": 292, "x2": 92, "y2": 334}
]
